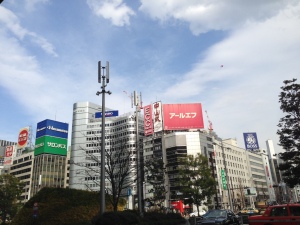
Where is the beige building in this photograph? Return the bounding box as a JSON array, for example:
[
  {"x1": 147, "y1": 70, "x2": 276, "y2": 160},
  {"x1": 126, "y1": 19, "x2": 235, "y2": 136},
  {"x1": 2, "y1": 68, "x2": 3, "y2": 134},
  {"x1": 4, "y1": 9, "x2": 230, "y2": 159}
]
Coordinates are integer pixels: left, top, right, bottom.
[
  {"x1": 9, "y1": 151, "x2": 34, "y2": 202},
  {"x1": 213, "y1": 138, "x2": 272, "y2": 210}
]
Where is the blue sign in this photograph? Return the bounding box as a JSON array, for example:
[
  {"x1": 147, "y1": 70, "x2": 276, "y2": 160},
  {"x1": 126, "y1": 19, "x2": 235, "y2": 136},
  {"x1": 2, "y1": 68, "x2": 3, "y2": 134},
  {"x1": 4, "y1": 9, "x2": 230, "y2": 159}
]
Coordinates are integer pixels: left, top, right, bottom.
[
  {"x1": 95, "y1": 110, "x2": 119, "y2": 118},
  {"x1": 36, "y1": 119, "x2": 69, "y2": 139},
  {"x1": 243, "y1": 132, "x2": 259, "y2": 151},
  {"x1": 127, "y1": 188, "x2": 132, "y2": 196}
]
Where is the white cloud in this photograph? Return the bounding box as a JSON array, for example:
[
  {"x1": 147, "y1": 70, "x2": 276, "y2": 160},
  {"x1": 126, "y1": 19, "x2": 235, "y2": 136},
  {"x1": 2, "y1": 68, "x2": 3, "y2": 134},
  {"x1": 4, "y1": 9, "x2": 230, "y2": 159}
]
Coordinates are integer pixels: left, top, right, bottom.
[
  {"x1": 25, "y1": 0, "x2": 49, "y2": 11},
  {"x1": 87, "y1": 0, "x2": 135, "y2": 26},
  {"x1": 158, "y1": 2, "x2": 300, "y2": 150},
  {"x1": 0, "y1": 6, "x2": 57, "y2": 57},
  {"x1": 139, "y1": 0, "x2": 299, "y2": 35}
]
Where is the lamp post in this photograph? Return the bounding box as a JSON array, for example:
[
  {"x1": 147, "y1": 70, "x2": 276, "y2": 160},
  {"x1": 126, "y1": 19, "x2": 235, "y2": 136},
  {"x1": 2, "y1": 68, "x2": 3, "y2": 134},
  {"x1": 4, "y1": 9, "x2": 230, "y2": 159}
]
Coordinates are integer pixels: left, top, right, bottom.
[
  {"x1": 213, "y1": 141, "x2": 233, "y2": 210},
  {"x1": 97, "y1": 61, "x2": 111, "y2": 215}
]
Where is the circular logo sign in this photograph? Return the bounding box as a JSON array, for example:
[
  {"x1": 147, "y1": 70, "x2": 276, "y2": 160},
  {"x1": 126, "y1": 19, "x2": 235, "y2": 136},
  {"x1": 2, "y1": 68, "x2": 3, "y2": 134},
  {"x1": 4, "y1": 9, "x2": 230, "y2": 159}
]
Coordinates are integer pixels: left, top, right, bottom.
[
  {"x1": 18, "y1": 129, "x2": 29, "y2": 147},
  {"x1": 246, "y1": 134, "x2": 256, "y2": 144}
]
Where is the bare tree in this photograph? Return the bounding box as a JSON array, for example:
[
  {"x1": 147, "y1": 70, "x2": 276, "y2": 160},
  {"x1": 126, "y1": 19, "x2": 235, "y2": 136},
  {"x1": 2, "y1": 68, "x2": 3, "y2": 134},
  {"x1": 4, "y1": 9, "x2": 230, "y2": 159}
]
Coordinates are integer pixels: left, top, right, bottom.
[
  {"x1": 74, "y1": 134, "x2": 136, "y2": 212},
  {"x1": 105, "y1": 138, "x2": 136, "y2": 211}
]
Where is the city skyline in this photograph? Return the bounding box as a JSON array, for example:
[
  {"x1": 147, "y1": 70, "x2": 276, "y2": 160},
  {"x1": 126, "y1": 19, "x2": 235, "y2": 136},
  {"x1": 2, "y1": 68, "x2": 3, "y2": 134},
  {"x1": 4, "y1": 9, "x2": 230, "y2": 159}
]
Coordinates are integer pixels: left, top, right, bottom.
[{"x1": 1, "y1": 1, "x2": 300, "y2": 152}]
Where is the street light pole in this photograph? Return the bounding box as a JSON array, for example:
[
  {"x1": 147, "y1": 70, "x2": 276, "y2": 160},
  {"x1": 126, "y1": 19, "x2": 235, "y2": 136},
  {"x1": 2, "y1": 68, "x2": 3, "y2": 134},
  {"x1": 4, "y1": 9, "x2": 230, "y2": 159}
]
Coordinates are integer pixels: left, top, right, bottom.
[
  {"x1": 214, "y1": 141, "x2": 233, "y2": 210},
  {"x1": 97, "y1": 61, "x2": 111, "y2": 215}
]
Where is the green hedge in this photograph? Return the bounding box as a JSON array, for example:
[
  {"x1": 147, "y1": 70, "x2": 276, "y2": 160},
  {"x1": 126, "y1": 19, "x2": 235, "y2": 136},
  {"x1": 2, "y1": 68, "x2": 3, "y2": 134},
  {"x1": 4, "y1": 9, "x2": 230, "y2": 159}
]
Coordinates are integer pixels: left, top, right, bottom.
[
  {"x1": 11, "y1": 188, "x2": 186, "y2": 225},
  {"x1": 11, "y1": 187, "x2": 100, "y2": 225}
]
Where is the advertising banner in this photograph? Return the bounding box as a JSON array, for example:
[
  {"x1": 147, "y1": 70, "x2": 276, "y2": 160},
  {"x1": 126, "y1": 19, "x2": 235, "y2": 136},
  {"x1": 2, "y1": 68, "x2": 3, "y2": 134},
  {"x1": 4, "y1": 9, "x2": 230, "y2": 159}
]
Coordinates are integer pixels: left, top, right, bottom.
[
  {"x1": 221, "y1": 169, "x2": 227, "y2": 190},
  {"x1": 35, "y1": 136, "x2": 68, "y2": 156},
  {"x1": 4, "y1": 145, "x2": 15, "y2": 166},
  {"x1": 143, "y1": 105, "x2": 153, "y2": 136},
  {"x1": 17, "y1": 127, "x2": 29, "y2": 149},
  {"x1": 171, "y1": 200, "x2": 184, "y2": 213},
  {"x1": 243, "y1": 132, "x2": 259, "y2": 151},
  {"x1": 95, "y1": 110, "x2": 119, "y2": 118},
  {"x1": 36, "y1": 119, "x2": 69, "y2": 139},
  {"x1": 163, "y1": 103, "x2": 204, "y2": 130},
  {"x1": 153, "y1": 101, "x2": 163, "y2": 132}
]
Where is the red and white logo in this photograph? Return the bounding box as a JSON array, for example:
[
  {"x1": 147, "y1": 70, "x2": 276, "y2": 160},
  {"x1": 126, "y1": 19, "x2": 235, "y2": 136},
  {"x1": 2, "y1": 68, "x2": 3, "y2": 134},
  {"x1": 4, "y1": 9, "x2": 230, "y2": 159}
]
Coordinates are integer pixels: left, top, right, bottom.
[
  {"x1": 17, "y1": 127, "x2": 29, "y2": 149},
  {"x1": 5, "y1": 146, "x2": 14, "y2": 157}
]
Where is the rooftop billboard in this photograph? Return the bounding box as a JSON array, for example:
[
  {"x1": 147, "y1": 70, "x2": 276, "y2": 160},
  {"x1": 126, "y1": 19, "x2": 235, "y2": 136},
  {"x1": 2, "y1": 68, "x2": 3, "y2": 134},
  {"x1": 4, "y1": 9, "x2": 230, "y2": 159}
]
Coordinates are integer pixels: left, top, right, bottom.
[
  {"x1": 243, "y1": 132, "x2": 260, "y2": 151},
  {"x1": 36, "y1": 119, "x2": 68, "y2": 139},
  {"x1": 17, "y1": 127, "x2": 29, "y2": 149},
  {"x1": 34, "y1": 135, "x2": 68, "y2": 156},
  {"x1": 95, "y1": 110, "x2": 119, "y2": 118},
  {"x1": 163, "y1": 103, "x2": 204, "y2": 130}
]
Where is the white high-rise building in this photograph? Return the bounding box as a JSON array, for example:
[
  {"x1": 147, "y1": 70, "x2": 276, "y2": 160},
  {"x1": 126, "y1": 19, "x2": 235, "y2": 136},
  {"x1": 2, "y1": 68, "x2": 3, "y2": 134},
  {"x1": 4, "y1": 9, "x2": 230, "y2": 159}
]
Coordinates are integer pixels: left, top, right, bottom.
[{"x1": 70, "y1": 102, "x2": 143, "y2": 199}]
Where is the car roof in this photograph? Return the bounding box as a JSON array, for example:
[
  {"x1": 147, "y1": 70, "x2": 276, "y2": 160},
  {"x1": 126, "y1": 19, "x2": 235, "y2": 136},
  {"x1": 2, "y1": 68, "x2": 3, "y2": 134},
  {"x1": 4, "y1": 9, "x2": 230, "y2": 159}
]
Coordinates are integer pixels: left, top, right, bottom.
[{"x1": 268, "y1": 203, "x2": 300, "y2": 208}]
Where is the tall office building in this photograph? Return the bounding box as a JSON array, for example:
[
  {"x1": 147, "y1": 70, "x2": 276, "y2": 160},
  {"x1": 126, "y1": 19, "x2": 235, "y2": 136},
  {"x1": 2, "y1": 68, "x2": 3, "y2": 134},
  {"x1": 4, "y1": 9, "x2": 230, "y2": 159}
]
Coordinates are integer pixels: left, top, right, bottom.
[
  {"x1": 70, "y1": 102, "x2": 143, "y2": 199},
  {"x1": 31, "y1": 119, "x2": 69, "y2": 197}
]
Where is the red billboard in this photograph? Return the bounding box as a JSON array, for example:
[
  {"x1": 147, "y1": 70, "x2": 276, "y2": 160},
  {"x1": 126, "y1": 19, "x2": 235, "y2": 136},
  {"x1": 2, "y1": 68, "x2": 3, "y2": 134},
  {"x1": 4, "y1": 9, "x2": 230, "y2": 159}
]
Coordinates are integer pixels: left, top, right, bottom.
[
  {"x1": 163, "y1": 103, "x2": 204, "y2": 130},
  {"x1": 143, "y1": 104, "x2": 153, "y2": 136}
]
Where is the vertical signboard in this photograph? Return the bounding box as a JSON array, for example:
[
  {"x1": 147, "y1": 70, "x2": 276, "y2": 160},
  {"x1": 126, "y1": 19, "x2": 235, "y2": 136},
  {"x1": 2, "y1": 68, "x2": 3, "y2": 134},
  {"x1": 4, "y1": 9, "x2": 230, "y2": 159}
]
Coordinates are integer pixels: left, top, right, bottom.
[
  {"x1": 35, "y1": 119, "x2": 69, "y2": 156},
  {"x1": 17, "y1": 127, "x2": 30, "y2": 156},
  {"x1": 221, "y1": 169, "x2": 227, "y2": 190},
  {"x1": 143, "y1": 105, "x2": 153, "y2": 136},
  {"x1": 243, "y1": 132, "x2": 259, "y2": 151},
  {"x1": 4, "y1": 145, "x2": 15, "y2": 165},
  {"x1": 153, "y1": 101, "x2": 163, "y2": 132},
  {"x1": 163, "y1": 103, "x2": 204, "y2": 130}
]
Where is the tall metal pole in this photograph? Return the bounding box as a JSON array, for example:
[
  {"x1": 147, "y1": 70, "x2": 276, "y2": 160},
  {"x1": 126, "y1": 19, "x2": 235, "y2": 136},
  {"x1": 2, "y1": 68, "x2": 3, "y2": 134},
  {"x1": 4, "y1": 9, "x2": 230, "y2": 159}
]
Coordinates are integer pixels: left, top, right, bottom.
[
  {"x1": 97, "y1": 61, "x2": 111, "y2": 215},
  {"x1": 221, "y1": 142, "x2": 234, "y2": 210},
  {"x1": 134, "y1": 91, "x2": 143, "y2": 216}
]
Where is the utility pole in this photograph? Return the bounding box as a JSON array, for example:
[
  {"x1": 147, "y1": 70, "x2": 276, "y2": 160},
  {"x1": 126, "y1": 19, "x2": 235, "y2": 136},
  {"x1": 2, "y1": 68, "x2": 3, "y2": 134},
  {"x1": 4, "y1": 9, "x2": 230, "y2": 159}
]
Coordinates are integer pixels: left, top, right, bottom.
[
  {"x1": 133, "y1": 91, "x2": 143, "y2": 216},
  {"x1": 96, "y1": 61, "x2": 111, "y2": 215}
]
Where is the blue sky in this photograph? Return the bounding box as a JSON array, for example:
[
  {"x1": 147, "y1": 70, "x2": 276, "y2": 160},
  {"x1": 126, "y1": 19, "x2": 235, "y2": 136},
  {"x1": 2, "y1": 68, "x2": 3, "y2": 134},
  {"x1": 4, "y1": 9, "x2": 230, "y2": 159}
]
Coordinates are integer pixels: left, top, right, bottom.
[{"x1": 1, "y1": 0, "x2": 299, "y2": 152}]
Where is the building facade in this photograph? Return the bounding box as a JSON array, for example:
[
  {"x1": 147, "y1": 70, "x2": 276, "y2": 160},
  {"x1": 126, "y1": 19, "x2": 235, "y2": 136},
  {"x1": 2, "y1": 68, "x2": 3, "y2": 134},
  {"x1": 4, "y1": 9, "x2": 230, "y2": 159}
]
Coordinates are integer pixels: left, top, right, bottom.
[{"x1": 70, "y1": 101, "x2": 143, "y2": 205}]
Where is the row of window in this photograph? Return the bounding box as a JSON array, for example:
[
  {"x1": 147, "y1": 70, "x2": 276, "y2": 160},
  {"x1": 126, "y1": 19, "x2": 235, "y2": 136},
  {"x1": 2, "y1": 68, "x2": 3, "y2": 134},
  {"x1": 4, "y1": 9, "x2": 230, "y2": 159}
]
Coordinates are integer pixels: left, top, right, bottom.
[
  {"x1": 250, "y1": 161, "x2": 264, "y2": 168},
  {"x1": 217, "y1": 159, "x2": 246, "y2": 170},
  {"x1": 86, "y1": 143, "x2": 137, "y2": 148},
  {"x1": 11, "y1": 161, "x2": 32, "y2": 170}
]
